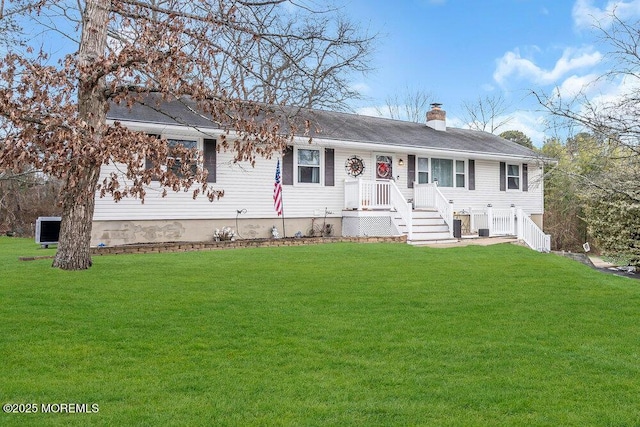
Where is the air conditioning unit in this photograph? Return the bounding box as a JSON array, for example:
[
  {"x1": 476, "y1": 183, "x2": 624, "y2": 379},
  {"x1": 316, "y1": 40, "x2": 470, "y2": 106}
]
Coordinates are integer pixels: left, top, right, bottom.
[{"x1": 35, "y1": 217, "x2": 61, "y2": 248}]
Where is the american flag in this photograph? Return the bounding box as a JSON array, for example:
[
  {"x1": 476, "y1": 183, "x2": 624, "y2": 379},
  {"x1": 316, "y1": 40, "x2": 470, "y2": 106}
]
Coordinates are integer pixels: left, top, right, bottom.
[{"x1": 273, "y1": 159, "x2": 283, "y2": 216}]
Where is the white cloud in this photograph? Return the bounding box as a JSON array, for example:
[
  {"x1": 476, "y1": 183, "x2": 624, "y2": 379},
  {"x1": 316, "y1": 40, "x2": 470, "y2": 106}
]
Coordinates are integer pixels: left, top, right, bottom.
[
  {"x1": 493, "y1": 47, "x2": 602, "y2": 87},
  {"x1": 481, "y1": 83, "x2": 496, "y2": 92},
  {"x1": 350, "y1": 82, "x2": 372, "y2": 96},
  {"x1": 503, "y1": 111, "x2": 550, "y2": 147},
  {"x1": 554, "y1": 73, "x2": 602, "y2": 99},
  {"x1": 356, "y1": 106, "x2": 385, "y2": 117},
  {"x1": 573, "y1": 0, "x2": 640, "y2": 29},
  {"x1": 582, "y1": 73, "x2": 640, "y2": 108},
  {"x1": 450, "y1": 110, "x2": 549, "y2": 147}
]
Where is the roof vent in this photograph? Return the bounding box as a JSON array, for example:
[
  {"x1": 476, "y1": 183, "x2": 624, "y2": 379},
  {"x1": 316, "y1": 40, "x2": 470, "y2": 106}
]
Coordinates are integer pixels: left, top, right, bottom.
[{"x1": 427, "y1": 103, "x2": 446, "y2": 131}]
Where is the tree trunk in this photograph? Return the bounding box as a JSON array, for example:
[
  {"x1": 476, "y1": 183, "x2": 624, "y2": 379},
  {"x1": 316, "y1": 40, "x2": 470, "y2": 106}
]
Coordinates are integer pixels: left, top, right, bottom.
[
  {"x1": 52, "y1": 165, "x2": 101, "y2": 270},
  {"x1": 52, "y1": 0, "x2": 108, "y2": 270}
]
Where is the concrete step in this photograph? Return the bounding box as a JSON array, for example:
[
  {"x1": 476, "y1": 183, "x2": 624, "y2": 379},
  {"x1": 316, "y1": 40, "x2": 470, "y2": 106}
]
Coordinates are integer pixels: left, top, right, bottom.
[
  {"x1": 412, "y1": 224, "x2": 449, "y2": 233},
  {"x1": 409, "y1": 239, "x2": 460, "y2": 246},
  {"x1": 410, "y1": 230, "x2": 452, "y2": 240},
  {"x1": 392, "y1": 209, "x2": 454, "y2": 244},
  {"x1": 412, "y1": 218, "x2": 448, "y2": 226}
]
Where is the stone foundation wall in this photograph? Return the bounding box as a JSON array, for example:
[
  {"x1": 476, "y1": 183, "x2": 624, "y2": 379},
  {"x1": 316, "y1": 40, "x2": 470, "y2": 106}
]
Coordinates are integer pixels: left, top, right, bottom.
[
  {"x1": 90, "y1": 235, "x2": 407, "y2": 256},
  {"x1": 92, "y1": 217, "x2": 343, "y2": 247}
]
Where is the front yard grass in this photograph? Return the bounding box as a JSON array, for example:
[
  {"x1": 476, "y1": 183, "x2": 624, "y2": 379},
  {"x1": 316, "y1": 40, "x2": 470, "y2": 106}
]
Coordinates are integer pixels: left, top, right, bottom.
[{"x1": 1, "y1": 237, "x2": 639, "y2": 426}]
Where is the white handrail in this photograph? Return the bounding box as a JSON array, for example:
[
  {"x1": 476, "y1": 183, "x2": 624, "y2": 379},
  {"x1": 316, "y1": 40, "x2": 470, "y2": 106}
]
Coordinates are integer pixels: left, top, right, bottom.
[
  {"x1": 389, "y1": 180, "x2": 412, "y2": 240},
  {"x1": 432, "y1": 184, "x2": 453, "y2": 238},
  {"x1": 517, "y1": 208, "x2": 551, "y2": 252},
  {"x1": 413, "y1": 182, "x2": 453, "y2": 237}
]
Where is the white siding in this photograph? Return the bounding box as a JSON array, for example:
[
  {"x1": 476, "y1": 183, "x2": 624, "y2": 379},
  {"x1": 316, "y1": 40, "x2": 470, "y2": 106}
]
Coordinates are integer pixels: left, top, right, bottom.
[
  {"x1": 94, "y1": 134, "x2": 544, "y2": 221},
  {"x1": 435, "y1": 159, "x2": 544, "y2": 215},
  {"x1": 95, "y1": 144, "x2": 348, "y2": 221}
]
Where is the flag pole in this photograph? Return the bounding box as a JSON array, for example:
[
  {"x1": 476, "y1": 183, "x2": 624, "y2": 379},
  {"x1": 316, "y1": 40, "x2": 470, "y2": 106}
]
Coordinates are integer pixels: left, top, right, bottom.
[
  {"x1": 274, "y1": 157, "x2": 286, "y2": 237},
  {"x1": 280, "y1": 156, "x2": 286, "y2": 238}
]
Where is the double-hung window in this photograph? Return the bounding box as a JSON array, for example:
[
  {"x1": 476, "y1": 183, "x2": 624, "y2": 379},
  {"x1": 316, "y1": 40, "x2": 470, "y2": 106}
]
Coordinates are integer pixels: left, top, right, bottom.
[
  {"x1": 455, "y1": 160, "x2": 465, "y2": 188},
  {"x1": 507, "y1": 164, "x2": 520, "y2": 190},
  {"x1": 166, "y1": 138, "x2": 199, "y2": 176},
  {"x1": 297, "y1": 148, "x2": 320, "y2": 184},
  {"x1": 422, "y1": 158, "x2": 466, "y2": 188}
]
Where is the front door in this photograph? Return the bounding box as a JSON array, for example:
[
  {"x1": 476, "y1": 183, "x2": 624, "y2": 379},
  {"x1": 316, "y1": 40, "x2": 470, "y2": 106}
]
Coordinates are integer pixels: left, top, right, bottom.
[
  {"x1": 375, "y1": 154, "x2": 393, "y2": 180},
  {"x1": 374, "y1": 154, "x2": 393, "y2": 206}
]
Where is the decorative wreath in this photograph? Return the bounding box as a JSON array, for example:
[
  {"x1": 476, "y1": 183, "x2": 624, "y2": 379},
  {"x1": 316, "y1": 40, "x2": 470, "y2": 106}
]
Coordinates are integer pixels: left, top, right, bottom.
[
  {"x1": 377, "y1": 162, "x2": 391, "y2": 179},
  {"x1": 345, "y1": 155, "x2": 365, "y2": 177}
]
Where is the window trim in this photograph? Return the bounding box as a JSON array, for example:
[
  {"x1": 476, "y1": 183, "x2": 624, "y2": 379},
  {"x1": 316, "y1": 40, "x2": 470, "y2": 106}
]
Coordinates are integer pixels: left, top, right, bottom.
[
  {"x1": 145, "y1": 134, "x2": 204, "y2": 180},
  {"x1": 295, "y1": 147, "x2": 322, "y2": 185},
  {"x1": 455, "y1": 160, "x2": 465, "y2": 188},
  {"x1": 506, "y1": 163, "x2": 521, "y2": 191},
  {"x1": 412, "y1": 156, "x2": 469, "y2": 188},
  {"x1": 430, "y1": 157, "x2": 466, "y2": 189},
  {"x1": 164, "y1": 137, "x2": 200, "y2": 176}
]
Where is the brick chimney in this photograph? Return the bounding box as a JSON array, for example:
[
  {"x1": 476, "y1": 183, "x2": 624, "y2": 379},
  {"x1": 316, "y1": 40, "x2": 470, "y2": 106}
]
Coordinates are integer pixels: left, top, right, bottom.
[{"x1": 426, "y1": 103, "x2": 446, "y2": 131}]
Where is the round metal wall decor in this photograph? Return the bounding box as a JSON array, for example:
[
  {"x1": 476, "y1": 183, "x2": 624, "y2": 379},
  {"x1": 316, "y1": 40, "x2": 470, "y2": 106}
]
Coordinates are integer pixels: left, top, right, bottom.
[{"x1": 345, "y1": 155, "x2": 365, "y2": 177}]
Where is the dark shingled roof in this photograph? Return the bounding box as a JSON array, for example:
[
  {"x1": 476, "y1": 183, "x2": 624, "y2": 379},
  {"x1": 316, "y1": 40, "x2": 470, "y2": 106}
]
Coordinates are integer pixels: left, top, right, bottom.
[{"x1": 107, "y1": 96, "x2": 538, "y2": 159}]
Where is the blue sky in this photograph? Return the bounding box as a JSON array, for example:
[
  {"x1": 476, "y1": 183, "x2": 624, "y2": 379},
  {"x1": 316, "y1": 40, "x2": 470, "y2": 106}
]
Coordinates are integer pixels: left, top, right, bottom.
[
  {"x1": 11, "y1": 0, "x2": 639, "y2": 146},
  {"x1": 341, "y1": 0, "x2": 640, "y2": 145}
]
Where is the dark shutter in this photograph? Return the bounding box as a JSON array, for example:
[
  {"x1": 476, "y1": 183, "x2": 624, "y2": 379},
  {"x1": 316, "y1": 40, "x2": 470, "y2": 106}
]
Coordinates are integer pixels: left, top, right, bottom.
[
  {"x1": 145, "y1": 134, "x2": 161, "y2": 170},
  {"x1": 522, "y1": 163, "x2": 528, "y2": 192},
  {"x1": 499, "y1": 162, "x2": 506, "y2": 192},
  {"x1": 407, "y1": 155, "x2": 416, "y2": 188},
  {"x1": 468, "y1": 159, "x2": 475, "y2": 191},
  {"x1": 324, "y1": 148, "x2": 335, "y2": 186},
  {"x1": 203, "y1": 139, "x2": 216, "y2": 183},
  {"x1": 282, "y1": 145, "x2": 294, "y2": 185}
]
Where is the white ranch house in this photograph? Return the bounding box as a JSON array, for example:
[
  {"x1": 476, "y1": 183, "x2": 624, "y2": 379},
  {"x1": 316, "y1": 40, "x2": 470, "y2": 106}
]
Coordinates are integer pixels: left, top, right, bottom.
[{"x1": 93, "y1": 98, "x2": 550, "y2": 251}]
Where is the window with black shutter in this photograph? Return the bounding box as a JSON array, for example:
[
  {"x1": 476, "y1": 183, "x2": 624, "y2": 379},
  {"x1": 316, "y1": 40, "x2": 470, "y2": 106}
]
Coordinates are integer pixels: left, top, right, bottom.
[
  {"x1": 203, "y1": 139, "x2": 216, "y2": 183},
  {"x1": 324, "y1": 148, "x2": 335, "y2": 186},
  {"x1": 407, "y1": 155, "x2": 416, "y2": 188}
]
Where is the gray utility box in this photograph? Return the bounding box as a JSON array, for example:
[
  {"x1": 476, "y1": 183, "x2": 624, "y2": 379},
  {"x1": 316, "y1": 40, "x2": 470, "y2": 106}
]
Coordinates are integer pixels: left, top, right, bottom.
[
  {"x1": 453, "y1": 219, "x2": 462, "y2": 238},
  {"x1": 35, "y1": 216, "x2": 61, "y2": 247}
]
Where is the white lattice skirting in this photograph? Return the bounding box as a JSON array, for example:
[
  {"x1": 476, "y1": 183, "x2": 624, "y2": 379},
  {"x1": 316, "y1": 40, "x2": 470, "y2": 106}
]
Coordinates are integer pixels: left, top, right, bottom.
[{"x1": 342, "y1": 213, "x2": 393, "y2": 237}]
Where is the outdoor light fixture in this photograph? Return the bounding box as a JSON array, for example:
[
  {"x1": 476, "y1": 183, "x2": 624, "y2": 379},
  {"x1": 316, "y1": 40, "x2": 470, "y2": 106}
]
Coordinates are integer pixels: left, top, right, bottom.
[{"x1": 398, "y1": 159, "x2": 404, "y2": 166}]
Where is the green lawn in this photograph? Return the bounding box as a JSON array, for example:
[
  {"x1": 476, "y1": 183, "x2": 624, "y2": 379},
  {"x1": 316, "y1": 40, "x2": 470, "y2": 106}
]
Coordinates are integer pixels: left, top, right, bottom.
[{"x1": 1, "y1": 237, "x2": 639, "y2": 426}]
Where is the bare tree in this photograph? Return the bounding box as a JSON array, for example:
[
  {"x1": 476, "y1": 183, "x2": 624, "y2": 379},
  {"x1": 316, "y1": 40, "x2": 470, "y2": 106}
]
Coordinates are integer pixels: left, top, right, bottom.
[
  {"x1": 0, "y1": 168, "x2": 62, "y2": 236},
  {"x1": 461, "y1": 94, "x2": 512, "y2": 133},
  {"x1": 534, "y1": 10, "x2": 640, "y2": 263},
  {"x1": 215, "y1": 5, "x2": 375, "y2": 111},
  {"x1": 533, "y1": 10, "x2": 640, "y2": 201},
  {"x1": 0, "y1": 0, "x2": 375, "y2": 270},
  {"x1": 375, "y1": 86, "x2": 435, "y2": 123}
]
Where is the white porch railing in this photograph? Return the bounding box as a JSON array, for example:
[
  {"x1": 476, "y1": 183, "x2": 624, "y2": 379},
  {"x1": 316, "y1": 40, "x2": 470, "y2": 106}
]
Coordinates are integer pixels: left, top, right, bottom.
[
  {"x1": 413, "y1": 183, "x2": 454, "y2": 238},
  {"x1": 345, "y1": 179, "x2": 550, "y2": 252},
  {"x1": 470, "y1": 210, "x2": 488, "y2": 231},
  {"x1": 471, "y1": 205, "x2": 550, "y2": 252},
  {"x1": 344, "y1": 179, "x2": 392, "y2": 210},
  {"x1": 389, "y1": 180, "x2": 413, "y2": 240},
  {"x1": 517, "y1": 208, "x2": 551, "y2": 252},
  {"x1": 489, "y1": 207, "x2": 516, "y2": 236}
]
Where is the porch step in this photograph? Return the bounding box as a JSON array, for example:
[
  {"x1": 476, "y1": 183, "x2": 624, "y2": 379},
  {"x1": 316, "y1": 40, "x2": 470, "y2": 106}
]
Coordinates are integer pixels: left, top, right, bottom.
[{"x1": 393, "y1": 210, "x2": 455, "y2": 245}]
